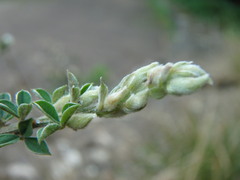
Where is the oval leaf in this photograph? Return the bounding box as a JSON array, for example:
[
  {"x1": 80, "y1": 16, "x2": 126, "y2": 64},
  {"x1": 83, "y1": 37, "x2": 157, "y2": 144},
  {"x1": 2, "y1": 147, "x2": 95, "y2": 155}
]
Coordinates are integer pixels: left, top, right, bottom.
[
  {"x1": 67, "y1": 70, "x2": 79, "y2": 89},
  {"x1": 80, "y1": 83, "x2": 93, "y2": 95},
  {"x1": 0, "y1": 92, "x2": 11, "y2": 100},
  {"x1": 18, "y1": 118, "x2": 33, "y2": 137},
  {"x1": 16, "y1": 90, "x2": 32, "y2": 105},
  {"x1": 18, "y1": 104, "x2": 32, "y2": 120},
  {"x1": 0, "y1": 134, "x2": 19, "y2": 148},
  {"x1": 24, "y1": 137, "x2": 51, "y2": 155},
  {"x1": 0, "y1": 93, "x2": 13, "y2": 121},
  {"x1": 34, "y1": 100, "x2": 59, "y2": 123},
  {"x1": 62, "y1": 102, "x2": 78, "y2": 113},
  {"x1": 0, "y1": 100, "x2": 19, "y2": 118},
  {"x1": 52, "y1": 85, "x2": 67, "y2": 104},
  {"x1": 61, "y1": 104, "x2": 80, "y2": 127},
  {"x1": 33, "y1": 89, "x2": 52, "y2": 103},
  {"x1": 37, "y1": 123, "x2": 60, "y2": 143}
]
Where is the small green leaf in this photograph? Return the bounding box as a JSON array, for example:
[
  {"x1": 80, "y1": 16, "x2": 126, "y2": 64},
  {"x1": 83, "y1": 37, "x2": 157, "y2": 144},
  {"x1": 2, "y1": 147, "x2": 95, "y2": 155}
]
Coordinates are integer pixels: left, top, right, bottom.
[
  {"x1": 18, "y1": 104, "x2": 32, "y2": 120},
  {"x1": 18, "y1": 118, "x2": 33, "y2": 137},
  {"x1": 0, "y1": 93, "x2": 13, "y2": 121},
  {"x1": 34, "y1": 100, "x2": 59, "y2": 123},
  {"x1": 0, "y1": 134, "x2": 19, "y2": 148},
  {"x1": 71, "y1": 86, "x2": 80, "y2": 102},
  {"x1": 67, "y1": 70, "x2": 79, "y2": 89},
  {"x1": 62, "y1": 102, "x2": 77, "y2": 113},
  {"x1": 0, "y1": 93, "x2": 11, "y2": 100},
  {"x1": 52, "y1": 85, "x2": 67, "y2": 104},
  {"x1": 33, "y1": 89, "x2": 52, "y2": 103},
  {"x1": 67, "y1": 71, "x2": 80, "y2": 102},
  {"x1": 24, "y1": 137, "x2": 51, "y2": 155},
  {"x1": 16, "y1": 90, "x2": 32, "y2": 105},
  {"x1": 61, "y1": 104, "x2": 80, "y2": 127},
  {"x1": 80, "y1": 83, "x2": 93, "y2": 95},
  {"x1": 97, "y1": 78, "x2": 108, "y2": 111},
  {"x1": 0, "y1": 100, "x2": 19, "y2": 118},
  {"x1": 37, "y1": 123, "x2": 60, "y2": 143}
]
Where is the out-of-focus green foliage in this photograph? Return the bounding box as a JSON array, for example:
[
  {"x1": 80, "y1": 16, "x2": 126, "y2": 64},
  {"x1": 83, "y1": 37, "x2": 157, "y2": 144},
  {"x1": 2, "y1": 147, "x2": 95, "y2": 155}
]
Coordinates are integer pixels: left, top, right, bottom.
[
  {"x1": 83, "y1": 64, "x2": 109, "y2": 85},
  {"x1": 131, "y1": 109, "x2": 240, "y2": 180},
  {"x1": 148, "y1": 0, "x2": 240, "y2": 29}
]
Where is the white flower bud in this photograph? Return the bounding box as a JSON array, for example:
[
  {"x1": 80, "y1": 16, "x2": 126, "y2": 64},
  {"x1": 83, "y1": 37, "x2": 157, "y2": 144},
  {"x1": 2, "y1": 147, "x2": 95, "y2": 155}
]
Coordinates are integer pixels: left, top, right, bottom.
[
  {"x1": 147, "y1": 63, "x2": 173, "y2": 99},
  {"x1": 111, "y1": 62, "x2": 158, "y2": 94},
  {"x1": 166, "y1": 74, "x2": 211, "y2": 95},
  {"x1": 103, "y1": 86, "x2": 129, "y2": 111},
  {"x1": 79, "y1": 88, "x2": 99, "y2": 107},
  {"x1": 54, "y1": 95, "x2": 70, "y2": 112},
  {"x1": 67, "y1": 113, "x2": 96, "y2": 130},
  {"x1": 123, "y1": 89, "x2": 148, "y2": 113},
  {"x1": 166, "y1": 61, "x2": 212, "y2": 95}
]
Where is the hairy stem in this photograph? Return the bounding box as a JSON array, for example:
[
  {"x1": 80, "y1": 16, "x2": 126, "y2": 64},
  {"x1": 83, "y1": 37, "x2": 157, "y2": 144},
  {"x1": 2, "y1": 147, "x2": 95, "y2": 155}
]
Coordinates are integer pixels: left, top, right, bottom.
[{"x1": 0, "y1": 120, "x2": 49, "y2": 134}]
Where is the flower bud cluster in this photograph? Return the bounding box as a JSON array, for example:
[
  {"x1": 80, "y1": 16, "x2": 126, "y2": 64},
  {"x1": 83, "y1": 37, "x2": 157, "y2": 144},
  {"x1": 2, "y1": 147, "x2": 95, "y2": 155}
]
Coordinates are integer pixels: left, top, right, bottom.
[
  {"x1": 55, "y1": 61, "x2": 212, "y2": 130},
  {"x1": 96, "y1": 61, "x2": 212, "y2": 118}
]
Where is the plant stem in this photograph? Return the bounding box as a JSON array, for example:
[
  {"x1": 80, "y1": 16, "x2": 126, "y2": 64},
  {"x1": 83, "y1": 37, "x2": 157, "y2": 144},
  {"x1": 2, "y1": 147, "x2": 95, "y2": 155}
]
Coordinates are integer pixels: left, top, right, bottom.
[{"x1": 0, "y1": 119, "x2": 49, "y2": 134}]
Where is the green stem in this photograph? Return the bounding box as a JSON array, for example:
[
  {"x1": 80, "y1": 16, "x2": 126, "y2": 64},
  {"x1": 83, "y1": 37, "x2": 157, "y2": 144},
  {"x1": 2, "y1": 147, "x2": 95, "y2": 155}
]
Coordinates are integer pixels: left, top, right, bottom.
[{"x1": 0, "y1": 118, "x2": 50, "y2": 134}]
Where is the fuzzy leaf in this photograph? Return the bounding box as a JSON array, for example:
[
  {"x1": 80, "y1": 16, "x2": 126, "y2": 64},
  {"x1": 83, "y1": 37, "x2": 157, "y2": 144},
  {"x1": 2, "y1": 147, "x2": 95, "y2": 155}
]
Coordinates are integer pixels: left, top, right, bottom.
[
  {"x1": 67, "y1": 71, "x2": 80, "y2": 102},
  {"x1": 62, "y1": 102, "x2": 77, "y2": 113},
  {"x1": 0, "y1": 93, "x2": 11, "y2": 100},
  {"x1": 33, "y1": 89, "x2": 52, "y2": 103},
  {"x1": 61, "y1": 103, "x2": 80, "y2": 127},
  {"x1": 0, "y1": 100, "x2": 19, "y2": 118},
  {"x1": 18, "y1": 118, "x2": 33, "y2": 137},
  {"x1": 0, "y1": 134, "x2": 19, "y2": 148},
  {"x1": 18, "y1": 104, "x2": 32, "y2": 120},
  {"x1": 24, "y1": 137, "x2": 51, "y2": 155},
  {"x1": 16, "y1": 90, "x2": 32, "y2": 105},
  {"x1": 37, "y1": 123, "x2": 60, "y2": 143},
  {"x1": 0, "y1": 93, "x2": 13, "y2": 121},
  {"x1": 67, "y1": 70, "x2": 79, "y2": 89},
  {"x1": 34, "y1": 100, "x2": 59, "y2": 123},
  {"x1": 52, "y1": 85, "x2": 67, "y2": 104},
  {"x1": 80, "y1": 83, "x2": 93, "y2": 95}
]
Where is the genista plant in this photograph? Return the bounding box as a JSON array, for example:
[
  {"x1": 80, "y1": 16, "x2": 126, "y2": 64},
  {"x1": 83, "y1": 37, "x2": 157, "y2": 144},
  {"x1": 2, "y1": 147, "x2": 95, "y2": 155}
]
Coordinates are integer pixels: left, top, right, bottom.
[
  {"x1": 0, "y1": 59, "x2": 212, "y2": 155},
  {"x1": 0, "y1": 34, "x2": 212, "y2": 155}
]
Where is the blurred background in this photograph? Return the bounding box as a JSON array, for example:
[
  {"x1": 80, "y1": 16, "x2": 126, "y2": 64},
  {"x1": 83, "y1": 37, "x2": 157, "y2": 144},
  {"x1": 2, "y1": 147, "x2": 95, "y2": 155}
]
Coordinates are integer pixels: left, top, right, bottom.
[{"x1": 0, "y1": 0, "x2": 240, "y2": 179}]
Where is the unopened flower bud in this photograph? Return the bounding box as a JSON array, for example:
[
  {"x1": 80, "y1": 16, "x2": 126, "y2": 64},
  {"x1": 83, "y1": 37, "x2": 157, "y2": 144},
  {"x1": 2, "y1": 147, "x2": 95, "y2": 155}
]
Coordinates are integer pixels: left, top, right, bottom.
[
  {"x1": 147, "y1": 63, "x2": 173, "y2": 99},
  {"x1": 166, "y1": 74, "x2": 211, "y2": 95},
  {"x1": 54, "y1": 95, "x2": 70, "y2": 112},
  {"x1": 67, "y1": 113, "x2": 96, "y2": 130},
  {"x1": 79, "y1": 87, "x2": 99, "y2": 107},
  {"x1": 170, "y1": 61, "x2": 208, "y2": 78},
  {"x1": 166, "y1": 61, "x2": 212, "y2": 95},
  {"x1": 104, "y1": 86, "x2": 129, "y2": 111},
  {"x1": 123, "y1": 89, "x2": 148, "y2": 113},
  {"x1": 111, "y1": 62, "x2": 158, "y2": 93},
  {"x1": 126, "y1": 62, "x2": 159, "y2": 92}
]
